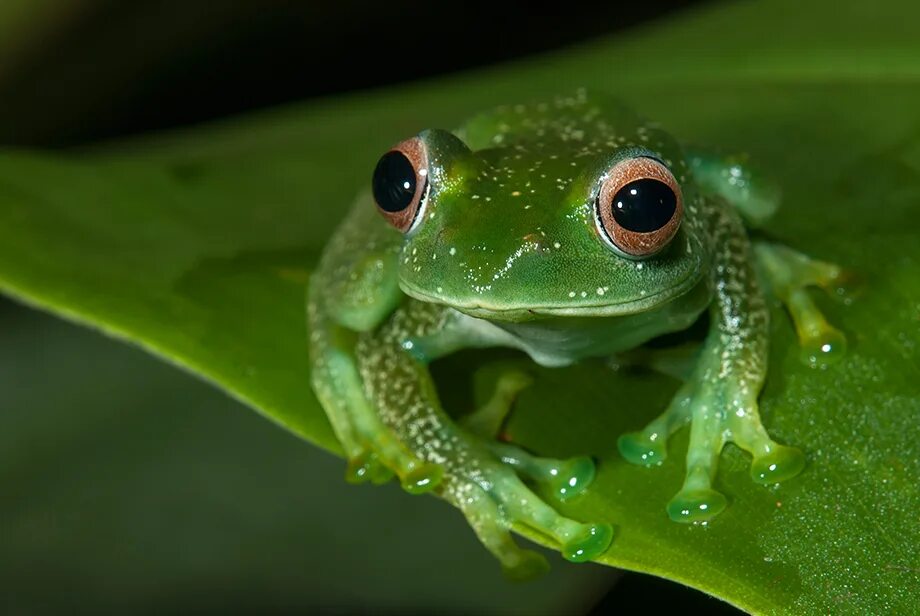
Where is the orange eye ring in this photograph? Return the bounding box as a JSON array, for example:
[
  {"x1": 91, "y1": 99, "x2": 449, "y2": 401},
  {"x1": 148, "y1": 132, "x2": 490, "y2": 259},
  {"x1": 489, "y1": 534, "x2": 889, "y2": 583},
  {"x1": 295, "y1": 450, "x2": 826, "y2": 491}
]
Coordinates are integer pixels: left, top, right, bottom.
[
  {"x1": 371, "y1": 137, "x2": 430, "y2": 233},
  {"x1": 595, "y1": 157, "x2": 683, "y2": 258}
]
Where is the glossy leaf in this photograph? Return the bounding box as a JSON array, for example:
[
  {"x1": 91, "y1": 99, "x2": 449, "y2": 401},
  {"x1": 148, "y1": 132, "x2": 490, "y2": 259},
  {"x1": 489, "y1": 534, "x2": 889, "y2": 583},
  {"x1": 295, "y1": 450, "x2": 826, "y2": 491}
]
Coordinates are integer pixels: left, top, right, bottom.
[{"x1": 0, "y1": 0, "x2": 918, "y2": 613}]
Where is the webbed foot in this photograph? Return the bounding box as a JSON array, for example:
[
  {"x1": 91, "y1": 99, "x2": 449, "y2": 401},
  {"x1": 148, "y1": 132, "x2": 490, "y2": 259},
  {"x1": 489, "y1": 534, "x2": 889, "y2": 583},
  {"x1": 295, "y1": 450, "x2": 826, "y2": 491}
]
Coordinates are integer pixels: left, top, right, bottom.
[
  {"x1": 620, "y1": 379, "x2": 805, "y2": 524},
  {"x1": 453, "y1": 463, "x2": 612, "y2": 579},
  {"x1": 448, "y1": 370, "x2": 612, "y2": 573}
]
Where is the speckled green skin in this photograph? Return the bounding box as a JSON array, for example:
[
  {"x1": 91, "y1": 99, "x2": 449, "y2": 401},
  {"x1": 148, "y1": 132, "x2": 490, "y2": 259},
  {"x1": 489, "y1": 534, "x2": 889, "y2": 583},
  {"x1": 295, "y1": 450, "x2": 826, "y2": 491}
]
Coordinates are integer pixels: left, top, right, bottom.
[{"x1": 308, "y1": 91, "x2": 846, "y2": 575}]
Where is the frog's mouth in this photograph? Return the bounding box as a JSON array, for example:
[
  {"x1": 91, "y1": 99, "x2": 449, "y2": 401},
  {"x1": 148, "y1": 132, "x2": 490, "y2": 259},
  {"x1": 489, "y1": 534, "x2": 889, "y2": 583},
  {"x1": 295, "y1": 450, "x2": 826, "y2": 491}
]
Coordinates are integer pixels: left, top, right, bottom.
[{"x1": 399, "y1": 267, "x2": 706, "y2": 323}]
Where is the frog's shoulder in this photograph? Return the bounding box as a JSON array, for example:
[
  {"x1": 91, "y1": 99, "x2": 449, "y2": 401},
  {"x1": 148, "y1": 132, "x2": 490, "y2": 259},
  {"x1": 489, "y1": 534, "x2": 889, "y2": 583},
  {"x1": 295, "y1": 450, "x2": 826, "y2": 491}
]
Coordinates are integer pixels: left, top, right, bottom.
[
  {"x1": 313, "y1": 191, "x2": 403, "y2": 331},
  {"x1": 457, "y1": 90, "x2": 645, "y2": 150}
]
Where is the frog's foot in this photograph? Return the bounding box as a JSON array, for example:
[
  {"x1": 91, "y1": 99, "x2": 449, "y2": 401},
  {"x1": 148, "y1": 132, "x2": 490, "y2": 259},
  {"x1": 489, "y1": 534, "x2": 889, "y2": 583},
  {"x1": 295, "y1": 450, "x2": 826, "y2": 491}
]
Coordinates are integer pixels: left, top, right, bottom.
[
  {"x1": 667, "y1": 387, "x2": 805, "y2": 524},
  {"x1": 344, "y1": 423, "x2": 444, "y2": 495},
  {"x1": 311, "y1": 349, "x2": 445, "y2": 494},
  {"x1": 753, "y1": 242, "x2": 851, "y2": 368},
  {"x1": 464, "y1": 369, "x2": 595, "y2": 500},
  {"x1": 449, "y1": 454, "x2": 613, "y2": 579},
  {"x1": 617, "y1": 380, "x2": 694, "y2": 466},
  {"x1": 453, "y1": 371, "x2": 608, "y2": 575},
  {"x1": 619, "y1": 379, "x2": 805, "y2": 523},
  {"x1": 332, "y1": 400, "x2": 444, "y2": 494}
]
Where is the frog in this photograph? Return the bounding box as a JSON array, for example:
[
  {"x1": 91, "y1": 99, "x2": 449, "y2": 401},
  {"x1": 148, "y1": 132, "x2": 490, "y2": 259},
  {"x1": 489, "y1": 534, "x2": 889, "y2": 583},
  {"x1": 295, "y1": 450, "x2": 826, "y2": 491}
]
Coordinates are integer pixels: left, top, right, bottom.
[{"x1": 307, "y1": 90, "x2": 848, "y2": 578}]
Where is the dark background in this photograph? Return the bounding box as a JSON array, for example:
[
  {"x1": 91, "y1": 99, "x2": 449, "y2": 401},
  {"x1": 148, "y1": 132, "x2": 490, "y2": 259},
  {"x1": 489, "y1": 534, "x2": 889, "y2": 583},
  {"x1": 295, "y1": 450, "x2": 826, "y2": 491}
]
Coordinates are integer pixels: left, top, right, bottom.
[
  {"x1": 0, "y1": 1, "x2": 742, "y2": 613},
  {"x1": 1, "y1": 0, "x2": 704, "y2": 148}
]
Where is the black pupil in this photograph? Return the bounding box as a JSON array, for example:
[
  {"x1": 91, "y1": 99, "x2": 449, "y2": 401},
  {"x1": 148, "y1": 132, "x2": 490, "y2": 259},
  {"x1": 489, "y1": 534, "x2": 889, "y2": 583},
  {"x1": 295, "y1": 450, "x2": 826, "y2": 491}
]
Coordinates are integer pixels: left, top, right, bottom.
[
  {"x1": 610, "y1": 178, "x2": 676, "y2": 232},
  {"x1": 372, "y1": 151, "x2": 417, "y2": 212}
]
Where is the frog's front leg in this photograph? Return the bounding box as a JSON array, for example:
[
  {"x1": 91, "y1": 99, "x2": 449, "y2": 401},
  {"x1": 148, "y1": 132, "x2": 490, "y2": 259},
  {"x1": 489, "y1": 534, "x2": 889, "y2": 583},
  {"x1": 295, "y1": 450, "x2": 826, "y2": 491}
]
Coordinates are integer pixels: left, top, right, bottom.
[
  {"x1": 357, "y1": 301, "x2": 613, "y2": 576},
  {"x1": 619, "y1": 208, "x2": 805, "y2": 523}
]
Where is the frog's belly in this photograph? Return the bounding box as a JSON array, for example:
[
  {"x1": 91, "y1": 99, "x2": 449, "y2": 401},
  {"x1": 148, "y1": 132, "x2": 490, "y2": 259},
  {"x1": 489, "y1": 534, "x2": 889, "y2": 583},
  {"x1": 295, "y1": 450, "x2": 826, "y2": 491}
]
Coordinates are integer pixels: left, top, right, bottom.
[{"x1": 490, "y1": 278, "x2": 711, "y2": 367}]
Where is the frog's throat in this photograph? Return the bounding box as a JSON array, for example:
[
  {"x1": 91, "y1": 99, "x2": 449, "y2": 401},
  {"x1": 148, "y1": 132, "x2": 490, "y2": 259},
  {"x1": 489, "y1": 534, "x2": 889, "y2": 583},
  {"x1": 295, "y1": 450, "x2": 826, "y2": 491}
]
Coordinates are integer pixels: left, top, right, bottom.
[{"x1": 399, "y1": 269, "x2": 706, "y2": 323}]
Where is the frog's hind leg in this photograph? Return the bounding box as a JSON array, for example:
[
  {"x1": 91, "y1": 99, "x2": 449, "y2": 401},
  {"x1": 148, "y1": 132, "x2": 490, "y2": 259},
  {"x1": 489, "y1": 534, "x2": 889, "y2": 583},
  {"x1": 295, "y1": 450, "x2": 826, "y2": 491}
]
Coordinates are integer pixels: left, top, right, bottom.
[
  {"x1": 357, "y1": 303, "x2": 614, "y2": 573},
  {"x1": 753, "y1": 242, "x2": 849, "y2": 367},
  {"x1": 452, "y1": 480, "x2": 550, "y2": 581},
  {"x1": 308, "y1": 303, "x2": 444, "y2": 493}
]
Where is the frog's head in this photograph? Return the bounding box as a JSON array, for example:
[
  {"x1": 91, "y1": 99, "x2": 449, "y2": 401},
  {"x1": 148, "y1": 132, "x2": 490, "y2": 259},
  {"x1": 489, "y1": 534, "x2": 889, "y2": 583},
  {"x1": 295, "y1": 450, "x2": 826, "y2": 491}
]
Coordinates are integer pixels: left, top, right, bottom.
[{"x1": 370, "y1": 98, "x2": 709, "y2": 322}]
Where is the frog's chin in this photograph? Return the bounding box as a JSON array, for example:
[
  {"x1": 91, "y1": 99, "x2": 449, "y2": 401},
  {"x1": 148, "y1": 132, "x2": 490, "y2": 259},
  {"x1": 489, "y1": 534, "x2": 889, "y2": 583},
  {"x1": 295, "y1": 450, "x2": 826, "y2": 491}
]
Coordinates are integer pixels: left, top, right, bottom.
[{"x1": 400, "y1": 270, "x2": 705, "y2": 323}]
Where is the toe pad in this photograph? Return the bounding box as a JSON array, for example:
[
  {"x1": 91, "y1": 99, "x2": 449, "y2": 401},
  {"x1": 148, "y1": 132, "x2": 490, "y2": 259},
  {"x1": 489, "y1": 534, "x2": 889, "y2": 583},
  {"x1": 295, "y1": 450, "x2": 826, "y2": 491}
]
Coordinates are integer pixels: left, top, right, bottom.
[
  {"x1": 751, "y1": 446, "x2": 806, "y2": 484},
  {"x1": 667, "y1": 488, "x2": 727, "y2": 523},
  {"x1": 562, "y1": 523, "x2": 614, "y2": 563}
]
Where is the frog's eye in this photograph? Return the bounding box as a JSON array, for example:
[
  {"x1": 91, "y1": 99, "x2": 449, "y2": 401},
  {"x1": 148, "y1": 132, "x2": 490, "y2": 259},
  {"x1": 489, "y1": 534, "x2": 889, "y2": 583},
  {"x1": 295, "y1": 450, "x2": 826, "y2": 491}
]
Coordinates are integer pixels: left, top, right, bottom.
[
  {"x1": 372, "y1": 137, "x2": 430, "y2": 233},
  {"x1": 595, "y1": 157, "x2": 683, "y2": 258}
]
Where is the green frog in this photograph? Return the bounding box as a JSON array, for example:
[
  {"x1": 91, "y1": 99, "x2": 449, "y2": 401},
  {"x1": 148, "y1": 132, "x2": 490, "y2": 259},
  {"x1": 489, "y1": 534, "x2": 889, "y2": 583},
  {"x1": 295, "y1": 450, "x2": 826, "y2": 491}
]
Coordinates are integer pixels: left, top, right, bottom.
[{"x1": 307, "y1": 91, "x2": 847, "y2": 578}]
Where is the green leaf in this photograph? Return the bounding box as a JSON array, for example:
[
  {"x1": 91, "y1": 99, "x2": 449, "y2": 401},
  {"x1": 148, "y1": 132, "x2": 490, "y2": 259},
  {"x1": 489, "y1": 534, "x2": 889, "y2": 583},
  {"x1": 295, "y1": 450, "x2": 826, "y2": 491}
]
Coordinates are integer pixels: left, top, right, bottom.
[{"x1": 0, "y1": 0, "x2": 918, "y2": 613}]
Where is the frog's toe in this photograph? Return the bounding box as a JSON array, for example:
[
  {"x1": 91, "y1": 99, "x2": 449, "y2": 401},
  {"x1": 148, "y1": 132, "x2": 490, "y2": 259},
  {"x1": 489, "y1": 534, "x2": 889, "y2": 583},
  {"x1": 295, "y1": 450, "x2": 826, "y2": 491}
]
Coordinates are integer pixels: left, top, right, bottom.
[
  {"x1": 400, "y1": 462, "x2": 444, "y2": 494},
  {"x1": 502, "y1": 549, "x2": 551, "y2": 582},
  {"x1": 800, "y1": 324, "x2": 847, "y2": 368},
  {"x1": 561, "y1": 523, "x2": 614, "y2": 563},
  {"x1": 462, "y1": 368, "x2": 534, "y2": 439},
  {"x1": 486, "y1": 442, "x2": 596, "y2": 501},
  {"x1": 346, "y1": 437, "x2": 443, "y2": 493},
  {"x1": 666, "y1": 488, "x2": 727, "y2": 524},
  {"x1": 547, "y1": 455, "x2": 596, "y2": 501},
  {"x1": 345, "y1": 451, "x2": 399, "y2": 485},
  {"x1": 750, "y1": 445, "x2": 806, "y2": 485},
  {"x1": 617, "y1": 382, "x2": 694, "y2": 468},
  {"x1": 618, "y1": 431, "x2": 668, "y2": 466},
  {"x1": 345, "y1": 451, "x2": 379, "y2": 484}
]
